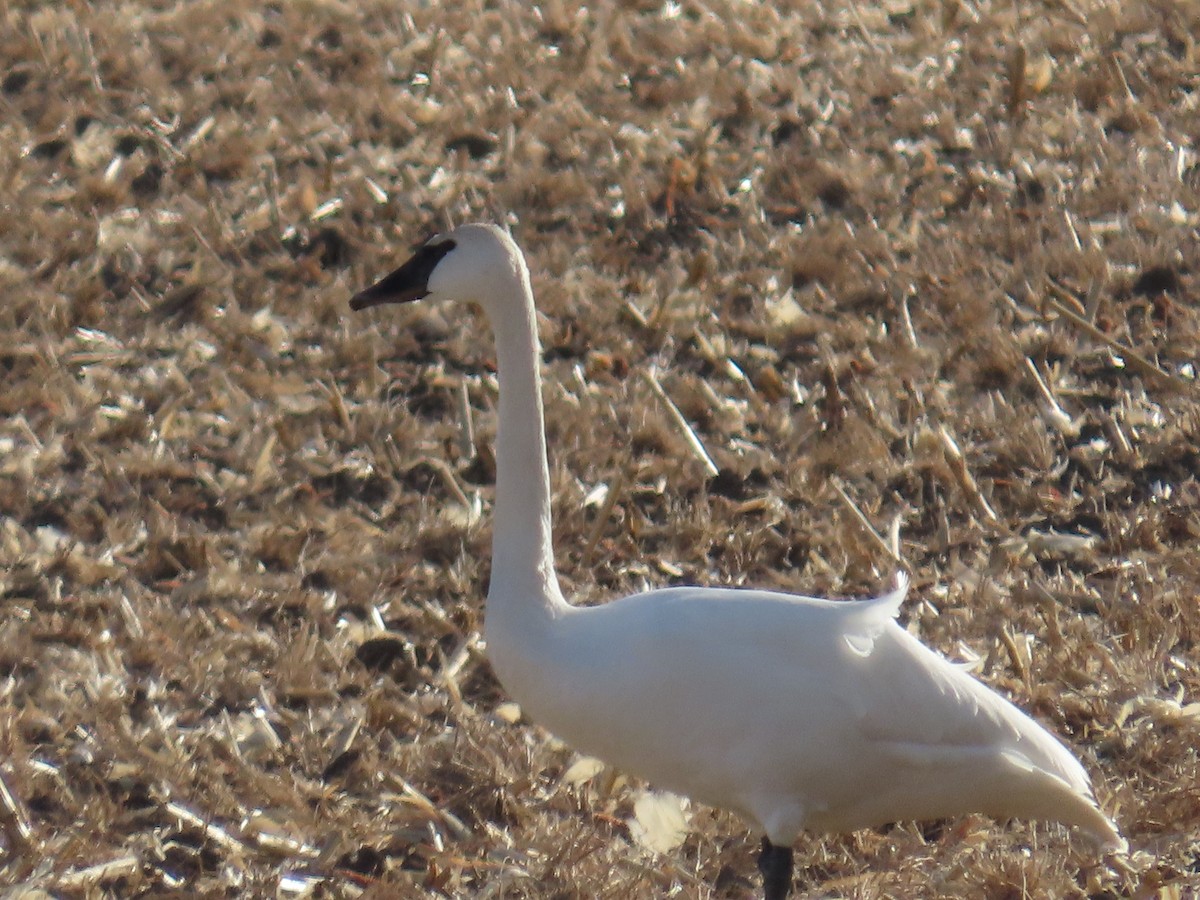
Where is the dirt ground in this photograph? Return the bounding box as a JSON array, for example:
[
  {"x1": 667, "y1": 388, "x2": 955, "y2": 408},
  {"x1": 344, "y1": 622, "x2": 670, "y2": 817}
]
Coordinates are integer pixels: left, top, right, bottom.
[{"x1": 2, "y1": 0, "x2": 1199, "y2": 896}]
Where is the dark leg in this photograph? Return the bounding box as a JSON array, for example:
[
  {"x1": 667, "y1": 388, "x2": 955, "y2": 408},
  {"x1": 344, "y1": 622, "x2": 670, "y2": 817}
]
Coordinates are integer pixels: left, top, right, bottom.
[{"x1": 757, "y1": 837, "x2": 793, "y2": 900}]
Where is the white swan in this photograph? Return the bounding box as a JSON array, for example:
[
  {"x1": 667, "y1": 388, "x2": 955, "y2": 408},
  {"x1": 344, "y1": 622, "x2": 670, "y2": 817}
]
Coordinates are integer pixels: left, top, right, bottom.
[{"x1": 350, "y1": 223, "x2": 1124, "y2": 899}]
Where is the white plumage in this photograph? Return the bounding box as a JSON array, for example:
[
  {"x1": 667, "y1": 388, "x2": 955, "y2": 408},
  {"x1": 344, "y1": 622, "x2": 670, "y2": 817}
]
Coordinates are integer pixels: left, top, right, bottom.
[{"x1": 351, "y1": 223, "x2": 1123, "y2": 898}]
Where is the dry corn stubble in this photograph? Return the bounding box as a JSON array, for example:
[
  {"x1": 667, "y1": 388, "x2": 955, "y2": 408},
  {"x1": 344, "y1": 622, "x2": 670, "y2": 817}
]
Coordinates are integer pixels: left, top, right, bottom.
[{"x1": 2, "y1": 0, "x2": 1198, "y2": 896}]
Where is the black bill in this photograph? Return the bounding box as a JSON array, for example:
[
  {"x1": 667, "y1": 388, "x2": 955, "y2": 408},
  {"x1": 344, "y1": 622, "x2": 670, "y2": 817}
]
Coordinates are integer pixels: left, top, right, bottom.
[{"x1": 349, "y1": 239, "x2": 457, "y2": 311}]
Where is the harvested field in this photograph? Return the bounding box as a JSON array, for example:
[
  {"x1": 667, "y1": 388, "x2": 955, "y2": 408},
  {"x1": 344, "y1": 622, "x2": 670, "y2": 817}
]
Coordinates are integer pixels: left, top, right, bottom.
[{"x1": 2, "y1": 0, "x2": 1199, "y2": 896}]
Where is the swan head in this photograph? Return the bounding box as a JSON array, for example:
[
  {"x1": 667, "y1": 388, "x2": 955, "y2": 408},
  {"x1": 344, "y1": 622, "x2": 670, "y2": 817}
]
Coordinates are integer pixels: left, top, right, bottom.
[{"x1": 350, "y1": 223, "x2": 523, "y2": 314}]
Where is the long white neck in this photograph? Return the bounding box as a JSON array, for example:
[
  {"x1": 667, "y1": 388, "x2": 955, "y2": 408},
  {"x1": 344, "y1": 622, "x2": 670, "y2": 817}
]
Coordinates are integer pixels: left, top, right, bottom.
[{"x1": 482, "y1": 260, "x2": 567, "y2": 626}]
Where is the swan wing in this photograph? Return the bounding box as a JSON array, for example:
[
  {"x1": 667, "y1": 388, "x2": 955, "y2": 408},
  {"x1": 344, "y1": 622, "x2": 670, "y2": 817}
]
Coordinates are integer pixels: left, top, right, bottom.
[
  {"x1": 856, "y1": 625, "x2": 1075, "y2": 780},
  {"x1": 843, "y1": 620, "x2": 1123, "y2": 848},
  {"x1": 711, "y1": 576, "x2": 1122, "y2": 847}
]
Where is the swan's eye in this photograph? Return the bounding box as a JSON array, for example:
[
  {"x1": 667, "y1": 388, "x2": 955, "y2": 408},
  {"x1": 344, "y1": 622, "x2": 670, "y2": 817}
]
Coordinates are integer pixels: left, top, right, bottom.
[
  {"x1": 411, "y1": 229, "x2": 446, "y2": 250},
  {"x1": 425, "y1": 238, "x2": 456, "y2": 257}
]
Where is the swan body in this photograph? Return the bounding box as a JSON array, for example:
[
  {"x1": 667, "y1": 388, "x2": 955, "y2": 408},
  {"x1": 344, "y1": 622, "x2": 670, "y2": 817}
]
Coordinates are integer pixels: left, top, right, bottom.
[
  {"x1": 351, "y1": 224, "x2": 1124, "y2": 896},
  {"x1": 489, "y1": 581, "x2": 1119, "y2": 848}
]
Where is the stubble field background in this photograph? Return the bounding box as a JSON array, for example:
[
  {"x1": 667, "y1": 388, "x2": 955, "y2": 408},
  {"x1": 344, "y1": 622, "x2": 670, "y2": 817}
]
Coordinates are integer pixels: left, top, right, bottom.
[{"x1": 1, "y1": 0, "x2": 1199, "y2": 896}]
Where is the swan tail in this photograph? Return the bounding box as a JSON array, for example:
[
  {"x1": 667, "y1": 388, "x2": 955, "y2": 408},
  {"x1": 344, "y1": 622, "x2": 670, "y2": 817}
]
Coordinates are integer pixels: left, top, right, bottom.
[{"x1": 1004, "y1": 753, "x2": 1126, "y2": 852}]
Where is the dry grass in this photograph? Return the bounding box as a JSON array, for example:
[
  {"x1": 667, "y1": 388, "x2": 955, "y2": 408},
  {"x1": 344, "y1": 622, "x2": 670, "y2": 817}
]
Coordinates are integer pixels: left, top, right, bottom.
[{"x1": 2, "y1": 0, "x2": 1199, "y2": 896}]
